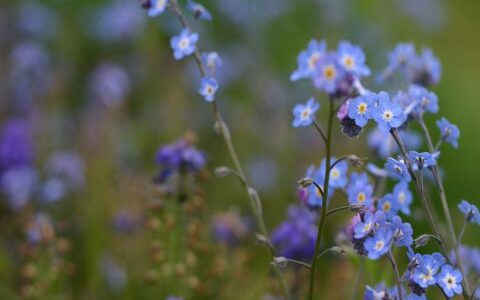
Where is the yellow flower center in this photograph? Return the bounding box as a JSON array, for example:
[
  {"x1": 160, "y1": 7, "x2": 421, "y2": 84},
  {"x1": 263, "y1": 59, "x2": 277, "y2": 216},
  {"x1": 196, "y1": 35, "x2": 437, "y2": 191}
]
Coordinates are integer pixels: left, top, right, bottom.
[
  {"x1": 343, "y1": 55, "x2": 355, "y2": 69},
  {"x1": 357, "y1": 192, "x2": 366, "y2": 203},
  {"x1": 383, "y1": 201, "x2": 391, "y2": 212},
  {"x1": 308, "y1": 53, "x2": 320, "y2": 70},
  {"x1": 323, "y1": 65, "x2": 336, "y2": 80},
  {"x1": 357, "y1": 102, "x2": 368, "y2": 115},
  {"x1": 374, "y1": 240, "x2": 385, "y2": 251},
  {"x1": 331, "y1": 168, "x2": 340, "y2": 179},
  {"x1": 301, "y1": 108, "x2": 311, "y2": 120}
]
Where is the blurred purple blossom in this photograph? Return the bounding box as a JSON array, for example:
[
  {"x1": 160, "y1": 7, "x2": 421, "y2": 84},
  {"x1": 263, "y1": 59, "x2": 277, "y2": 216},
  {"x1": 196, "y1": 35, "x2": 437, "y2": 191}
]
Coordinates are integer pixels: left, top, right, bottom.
[
  {"x1": 88, "y1": 62, "x2": 131, "y2": 108},
  {"x1": 212, "y1": 211, "x2": 249, "y2": 246}
]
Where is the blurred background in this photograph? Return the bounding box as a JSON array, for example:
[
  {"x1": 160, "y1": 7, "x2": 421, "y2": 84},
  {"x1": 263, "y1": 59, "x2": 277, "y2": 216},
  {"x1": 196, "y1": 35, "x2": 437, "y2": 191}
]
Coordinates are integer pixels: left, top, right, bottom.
[{"x1": 0, "y1": 0, "x2": 479, "y2": 299}]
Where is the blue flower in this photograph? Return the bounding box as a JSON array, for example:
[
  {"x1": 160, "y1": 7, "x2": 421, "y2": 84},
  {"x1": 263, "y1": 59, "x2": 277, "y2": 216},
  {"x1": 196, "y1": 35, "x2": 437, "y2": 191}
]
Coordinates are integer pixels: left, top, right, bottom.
[
  {"x1": 346, "y1": 179, "x2": 373, "y2": 207},
  {"x1": 347, "y1": 92, "x2": 377, "y2": 127},
  {"x1": 290, "y1": 39, "x2": 327, "y2": 81},
  {"x1": 372, "y1": 92, "x2": 406, "y2": 132},
  {"x1": 412, "y1": 253, "x2": 445, "y2": 288},
  {"x1": 415, "y1": 48, "x2": 442, "y2": 86},
  {"x1": 337, "y1": 41, "x2": 370, "y2": 77},
  {"x1": 187, "y1": 0, "x2": 212, "y2": 21},
  {"x1": 408, "y1": 151, "x2": 439, "y2": 170},
  {"x1": 147, "y1": 0, "x2": 168, "y2": 17},
  {"x1": 292, "y1": 98, "x2": 320, "y2": 127},
  {"x1": 387, "y1": 43, "x2": 416, "y2": 72},
  {"x1": 271, "y1": 205, "x2": 318, "y2": 261},
  {"x1": 0, "y1": 118, "x2": 35, "y2": 173},
  {"x1": 364, "y1": 284, "x2": 398, "y2": 300},
  {"x1": 202, "y1": 52, "x2": 222, "y2": 76},
  {"x1": 435, "y1": 265, "x2": 463, "y2": 298},
  {"x1": 458, "y1": 200, "x2": 480, "y2": 224},
  {"x1": 364, "y1": 225, "x2": 393, "y2": 260},
  {"x1": 405, "y1": 294, "x2": 426, "y2": 300},
  {"x1": 391, "y1": 216, "x2": 413, "y2": 247},
  {"x1": 378, "y1": 193, "x2": 400, "y2": 219},
  {"x1": 368, "y1": 128, "x2": 422, "y2": 159},
  {"x1": 385, "y1": 157, "x2": 411, "y2": 182},
  {"x1": 322, "y1": 156, "x2": 348, "y2": 189},
  {"x1": 407, "y1": 84, "x2": 438, "y2": 115},
  {"x1": 198, "y1": 77, "x2": 218, "y2": 102},
  {"x1": 353, "y1": 211, "x2": 379, "y2": 239},
  {"x1": 1, "y1": 166, "x2": 37, "y2": 211},
  {"x1": 436, "y1": 117, "x2": 460, "y2": 148},
  {"x1": 393, "y1": 181, "x2": 412, "y2": 215},
  {"x1": 170, "y1": 29, "x2": 199, "y2": 60},
  {"x1": 313, "y1": 53, "x2": 344, "y2": 94}
]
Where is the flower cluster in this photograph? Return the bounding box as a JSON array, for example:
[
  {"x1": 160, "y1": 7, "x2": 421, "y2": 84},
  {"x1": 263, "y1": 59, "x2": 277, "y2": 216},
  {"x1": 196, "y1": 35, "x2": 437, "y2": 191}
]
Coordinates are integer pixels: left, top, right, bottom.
[
  {"x1": 154, "y1": 137, "x2": 206, "y2": 183},
  {"x1": 271, "y1": 205, "x2": 317, "y2": 261}
]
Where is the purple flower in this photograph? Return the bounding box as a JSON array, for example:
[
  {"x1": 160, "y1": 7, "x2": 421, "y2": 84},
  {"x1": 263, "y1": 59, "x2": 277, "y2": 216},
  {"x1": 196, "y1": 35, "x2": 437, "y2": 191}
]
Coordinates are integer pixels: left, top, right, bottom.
[
  {"x1": 0, "y1": 118, "x2": 34, "y2": 173},
  {"x1": 271, "y1": 205, "x2": 317, "y2": 261},
  {"x1": 212, "y1": 211, "x2": 249, "y2": 246}
]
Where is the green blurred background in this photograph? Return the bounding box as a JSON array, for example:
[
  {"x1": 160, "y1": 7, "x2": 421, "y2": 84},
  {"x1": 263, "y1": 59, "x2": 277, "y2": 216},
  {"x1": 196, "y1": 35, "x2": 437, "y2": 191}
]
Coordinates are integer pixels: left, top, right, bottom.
[{"x1": 0, "y1": 0, "x2": 479, "y2": 299}]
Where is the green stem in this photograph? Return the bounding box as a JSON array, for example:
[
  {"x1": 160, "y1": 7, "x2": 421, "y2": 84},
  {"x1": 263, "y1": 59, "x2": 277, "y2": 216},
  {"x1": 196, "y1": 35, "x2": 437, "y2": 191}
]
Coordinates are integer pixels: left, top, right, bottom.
[
  {"x1": 417, "y1": 116, "x2": 471, "y2": 297},
  {"x1": 308, "y1": 98, "x2": 334, "y2": 300},
  {"x1": 458, "y1": 217, "x2": 468, "y2": 243},
  {"x1": 168, "y1": 2, "x2": 290, "y2": 298},
  {"x1": 387, "y1": 251, "x2": 404, "y2": 300}
]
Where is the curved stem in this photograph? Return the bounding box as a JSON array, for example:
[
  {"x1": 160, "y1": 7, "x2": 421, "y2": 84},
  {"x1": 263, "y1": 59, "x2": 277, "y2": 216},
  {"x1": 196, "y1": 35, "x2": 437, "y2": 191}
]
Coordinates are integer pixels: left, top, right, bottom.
[
  {"x1": 417, "y1": 116, "x2": 471, "y2": 297},
  {"x1": 168, "y1": 2, "x2": 290, "y2": 298},
  {"x1": 387, "y1": 251, "x2": 404, "y2": 300},
  {"x1": 313, "y1": 120, "x2": 327, "y2": 144},
  {"x1": 308, "y1": 98, "x2": 334, "y2": 300},
  {"x1": 326, "y1": 205, "x2": 351, "y2": 216}
]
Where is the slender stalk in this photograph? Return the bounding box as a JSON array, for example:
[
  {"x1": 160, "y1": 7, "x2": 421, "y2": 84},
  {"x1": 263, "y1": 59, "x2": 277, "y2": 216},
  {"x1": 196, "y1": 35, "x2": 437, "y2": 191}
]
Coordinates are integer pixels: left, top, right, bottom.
[
  {"x1": 308, "y1": 98, "x2": 334, "y2": 300},
  {"x1": 458, "y1": 217, "x2": 468, "y2": 244},
  {"x1": 326, "y1": 205, "x2": 351, "y2": 216},
  {"x1": 417, "y1": 116, "x2": 472, "y2": 297},
  {"x1": 313, "y1": 120, "x2": 327, "y2": 144},
  {"x1": 168, "y1": 2, "x2": 290, "y2": 298},
  {"x1": 387, "y1": 251, "x2": 404, "y2": 300}
]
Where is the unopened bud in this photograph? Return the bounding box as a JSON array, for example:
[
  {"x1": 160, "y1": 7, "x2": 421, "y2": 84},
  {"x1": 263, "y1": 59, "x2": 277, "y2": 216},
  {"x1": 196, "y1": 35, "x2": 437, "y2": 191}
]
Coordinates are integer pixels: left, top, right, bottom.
[
  {"x1": 298, "y1": 177, "x2": 313, "y2": 188},
  {"x1": 214, "y1": 166, "x2": 231, "y2": 177},
  {"x1": 271, "y1": 257, "x2": 288, "y2": 267},
  {"x1": 414, "y1": 234, "x2": 431, "y2": 248}
]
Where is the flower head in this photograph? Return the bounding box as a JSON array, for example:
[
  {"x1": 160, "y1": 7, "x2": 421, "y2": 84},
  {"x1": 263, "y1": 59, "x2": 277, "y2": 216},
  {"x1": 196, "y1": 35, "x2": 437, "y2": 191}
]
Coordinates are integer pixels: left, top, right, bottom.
[
  {"x1": 385, "y1": 157, "x2": 411, "y2": 182},
  {"x1": 202, "y1": 52, "x2": 222, "y2": 76},
  {"x1": 313, "y1": 53, "x2": 343, "y2": 94},
  {"x1": 322, "y1": 156, "x2": 348, "y2": 189},
  {"x1": 408, "y1": 84, "x2": 438, "y2": 115},
  {"x1": 290, "y1": 39, "x2": 327, "y2": 81},
  {"x1": 170, "y1": 29, "x2": 199, "y2": 60},
  {"x1": 372, "y1": 92, "x2": 406, "y2": 132},
  {"x1": 408, "y1": 151, "x2": 438, "y2": 170},
  {"x1": 364, "y1": 225, "x2": 393, "y2": 260},
  {"x1": 435, "y1": 265, "x2": 463, "y2": 298},
  {"x1": 147, "y1": 0, "x2": 168, "y2": 17},
  {"x1": 337, "y1": 41, "x2": 370, "y2": 77},
  {"x1": 436, "y1": 117, "x2": 460, "y2": 148},
  {"x1": 271, "y1": 205, "x2": 318, "y2": 261},
  {"x1": 198, "y1": 77, "x2": 218, "y2": 102},
  {"x1": 347, "y1": 92, "x2": 377, "y2": 127},
  {"x1": 458, "y1": 200, "x2": 480, "y2": 224},
  {"x1": 378, "y1": 193, "x2": 400, "y2": 219},
  {"x1": 391, "y1": 216, "x2": 413, "y2": 247},
  {"x1": 292, "y1": 98, "x2": 319, "y2": 128},
  {"x1": 187, "y1": 0, "x2": 212, "y2": 20},
  {"x1": 413, "y1": 48, "x2": 442, "y2": 86},
  {"x1": 411, "y1": 253, "x2": 446, "y2": 288},
  {"x1": 393, "y1": 181, "x2": 412, "y2": 215}
]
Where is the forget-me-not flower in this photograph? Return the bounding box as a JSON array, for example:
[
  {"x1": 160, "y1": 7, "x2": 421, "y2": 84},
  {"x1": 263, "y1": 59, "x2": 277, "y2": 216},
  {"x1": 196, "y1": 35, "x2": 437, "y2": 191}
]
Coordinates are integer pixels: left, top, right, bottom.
[
  {"x1": 202, "y1": 52, "x2": 222, "y2": 76},
  {"x1": 187, "y1": 0, "x2": 212, "y2": 20},
  {"x1": 364, "y1": 226, "x2": 393, "y2": 260},
  {"x1": 458, "y1": 200, "x2": 480, "y2": 224},
  {"x1": 408, "y1": 84, "x2": 438, "y2": 115},
  {"x1": 198, "y1": 77, "x2": 218, "y2": 102},
  {"x1": 435, "y1": 265, "x2": 463, "y2": 298},
  {"x1": 385, "y1": 157, "x2": 411, "y2": 182},
  {"x1": 337, "y1": 41, "x2": 370, "y2": 77},
  {"x1": 348, "y1": 92, "x2": 377, "y2": 127},
  {"x1": 373, "y1": 92, "x2": 406, "y2": 132},
  {"x1": 147, "y1": 0, "x2": 168, "y2": 17},
  {"x1": 170, "y1": 29, "x2": 199, "y2": 60},
  {"x1": 408, "y1": 151, "x2": 438, "y2": 170},
  {"x1": 393, "y1": 181, "x2": 412, "y2": 215},
  {"x1": 290, "y1": 39, "x2": 326, "y2": 81},
  {"x1": 436, "y1": 117, "x2": 460, "y2": 148},
  {"x1": 292, "y1": 98, "x2": 319, "y2": 128},
  {"x1": 391, "y1": 216, "x2": 413, "y2": 247},
  {"x1": 378, "y1": 193, "x2": 400, "y2": 219},
  {"x1": 313, "y1": 53, "x2": 343, "y2": 94}
]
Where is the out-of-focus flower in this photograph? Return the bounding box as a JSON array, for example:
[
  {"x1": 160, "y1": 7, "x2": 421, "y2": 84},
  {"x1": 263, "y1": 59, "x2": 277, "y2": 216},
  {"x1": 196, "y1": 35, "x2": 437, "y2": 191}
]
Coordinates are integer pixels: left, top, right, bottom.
[
  {"x1": 212, "y1": 211, "x2": 249, "y2": 246},
  {"x1": 271, "y1": 205, "x2": 317, "y2": 261},
  {"x1": 385, "y1": 157, "x2": 411, "y2": 182},
  {"x1": 292, "y1": 98, "x2": 319, "y2": 128},
  {"x1": 290, "y1": 39, "x2": 327, "y2": 81},
  {"x1": 170, "y1": 29, "x2": 199, "y2": 60},
  {"x1": 392, "y1": 181, "x2": 412, "y2": 215},
  {"x1": 436, "y1": 117, "x2": 460, "y2": 148},
  {"x1": 458, "y1": 200, "x2": 480, "y2": 224},
  {"x1": 88, "y1": 63, "x2": 131, "y2": 108},
  {"x1": 155, "y1": 138, "x2": 206, "y2": 183},
  {"x1": 313, "y1": 53, "x2": 344, "y2": 94},
  {"x1": 187, "y1": 0, "x2": 212, "y2": 20},
  {"x1": 113, "y1": 210, "x2": 142, "y2": 234},
  {"x1": 377, "y1": 193, "x2": 400, "y2": 219},
  {"x1": 1, "y1": 166, "x2": 37, "y2": 211},
  {"x1": 368, "y1": 128, "x2": 421, "y2": 158},
  {"x1": 198, "y1": 77, "x2": 218, "y2": 102},
  {"x1": 337, "y1": 40, "x2": 370, "y2": 78},
  {"x1": 16, "y1": 2, "x2": 58, "y2": 39},
  {"x1": 0, "y1": 118, "x2": 34, "y2": 173},
  {"x1": 100, "y1": 254, "x2": 128, "y2": 293},
  {"x1": 202, "y1": 52, "x2": 222, "y2": 76}
]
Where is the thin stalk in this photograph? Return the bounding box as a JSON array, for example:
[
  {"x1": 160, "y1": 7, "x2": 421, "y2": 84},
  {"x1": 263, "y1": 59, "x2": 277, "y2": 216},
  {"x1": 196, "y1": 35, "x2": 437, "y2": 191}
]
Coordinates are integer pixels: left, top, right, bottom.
[
  {"x1": 168, "y1": 2, "x2": 290, "y2": 298},
  {"x1": 308, "y1": 99, "x2": 334, "y2": 300},
  {"x1": 417, "y1": 116, "x2": 471, "y2": 297},
  {"x1": 326, "y1": 205, "x2": 351, "y2": 216},
  {"x1": 458, "y1": 217, "x2": 468, "y2": 244},
  {"x1": 313, "y1": 120, "x2": 327, "y2": 144},
  {"x1": 387, "y1": 251, "x2": 404, "y2": 300}
]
